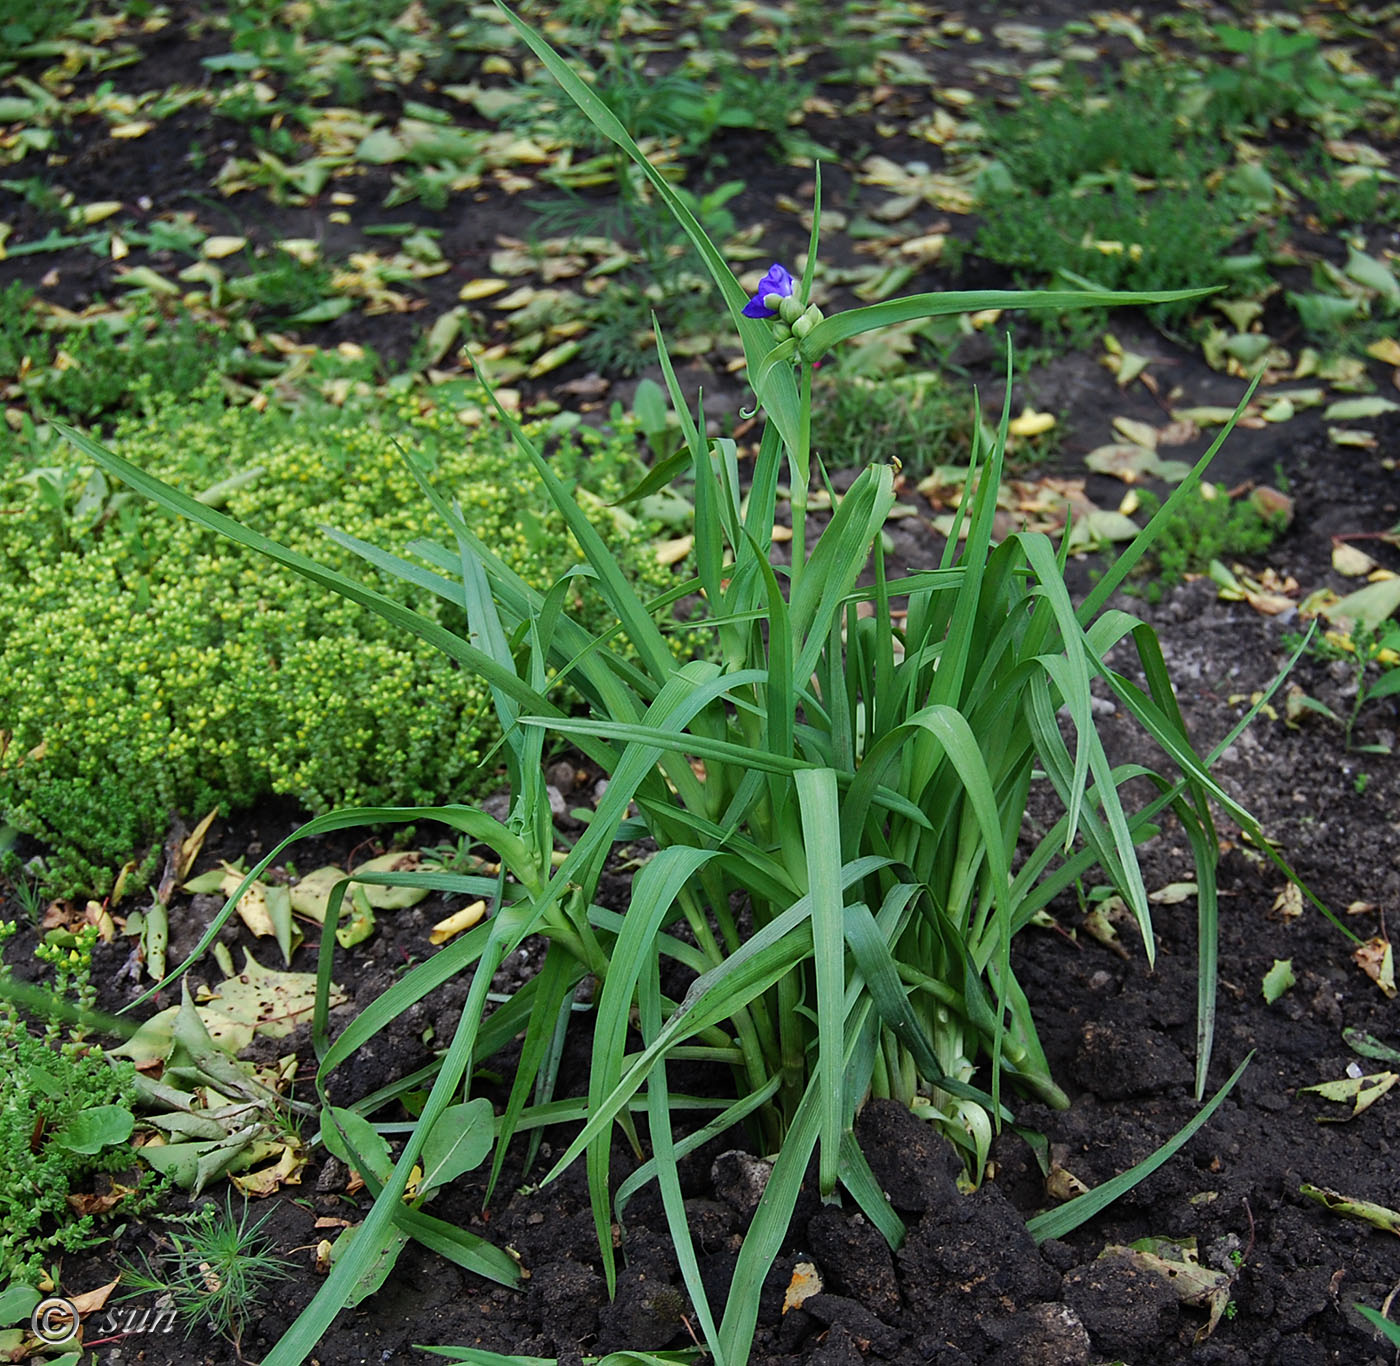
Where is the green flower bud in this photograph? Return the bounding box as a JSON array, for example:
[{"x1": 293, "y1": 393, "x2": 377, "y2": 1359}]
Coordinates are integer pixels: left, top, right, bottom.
[
  {"x1": 791, "y1": 314, "x2": 814, "y2": 339},
  {"x1": 778, "y1": 295, "x2": 805, "y2": 326}
]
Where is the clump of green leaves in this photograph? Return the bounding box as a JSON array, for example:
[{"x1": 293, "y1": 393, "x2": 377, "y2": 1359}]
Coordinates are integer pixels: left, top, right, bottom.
[
  {"x1": 973, "y1": 71, "x2": 1258, "y2": 323},
  {"x1": 0, "y1": 0, "x2": 85, "y2": 68},
  {"x1": 0, "y1": 385, "x2": 687, "y2": 892},
  {"x1": 0, "y1": 922, "x2": 147, "y2": 1284},
  {"x1": 69, "y1": 13, "x2": 1310, "y2": 1366},
  {"x1": 0, "y1": 286, "x2": 237, "y2": 427},
  {"x1": 1128, "y1": 483, "x2": 1287, "y2": 596},
  {"x1": 1202, "y1": 23, "x2": 1369, "y2": 136},
  {"x1": 1273, "y1": 148, "x2": 1400, "y2": 231},
  {"x1": 811, "y1": 365, "x2": 979, "y2": 475},
  {"x1": 121, "y1": 1197, "x2": 291, "y2": 1358}
]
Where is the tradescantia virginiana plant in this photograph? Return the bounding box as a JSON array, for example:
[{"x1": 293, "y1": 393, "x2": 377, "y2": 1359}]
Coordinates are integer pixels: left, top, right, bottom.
[{"x1": 58, "y1": 6, "x2": 1325, "y2": 1364}]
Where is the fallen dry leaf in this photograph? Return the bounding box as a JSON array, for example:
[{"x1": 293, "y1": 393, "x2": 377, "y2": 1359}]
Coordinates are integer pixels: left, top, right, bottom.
[
  {"x1": 1333, "y1": 543, "x2": 1378, "y2": 577},
  {"x1": 783, "y1": 1261, "x2": 823, "y2": 1314},
  {"x1": 66, "y1": 1278, "x2": 120, "y2": 1317},
  {"x1": 1355, "y1": 938, "x2": 1397, "y2": 998}
]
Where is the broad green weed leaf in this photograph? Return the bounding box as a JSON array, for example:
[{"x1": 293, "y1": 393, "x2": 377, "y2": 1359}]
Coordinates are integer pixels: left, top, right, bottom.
[
  {"x1": 420, "y1": 1099, "x2": 495, "y2": 1192},
  {"x1": 52, "y1": 1105, "x2": 135, "y2": 1154}
]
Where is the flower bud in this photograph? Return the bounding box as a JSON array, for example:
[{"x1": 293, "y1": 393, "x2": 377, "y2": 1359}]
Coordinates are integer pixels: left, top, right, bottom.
[
  {"x1": 791, "y1": 314, "x2": 814, "y2": 339},
  {"x1": 778, "y1": 295, "x2": 805, "y2": 326},
  {"x1": 772, "y1": 321, "x2": 792, "y2": 340}
]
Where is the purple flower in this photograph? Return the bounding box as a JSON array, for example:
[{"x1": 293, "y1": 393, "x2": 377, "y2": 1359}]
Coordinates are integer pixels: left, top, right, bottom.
[{"x1": 742, "y1": 263, "x2": 795, "y2": 319}]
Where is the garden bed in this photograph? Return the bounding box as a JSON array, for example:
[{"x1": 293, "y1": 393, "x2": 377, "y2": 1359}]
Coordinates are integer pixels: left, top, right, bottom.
[{"x1": 2, "y1": 1, "x2": 1400, "y2": 1363}]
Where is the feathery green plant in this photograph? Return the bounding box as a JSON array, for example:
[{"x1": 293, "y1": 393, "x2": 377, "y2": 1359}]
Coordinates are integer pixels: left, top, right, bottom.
[
  {"x1": 119, "y1": 1197, "x2": 291, "y2": 1357},
  {"x1": 58, "y1": 6, "x2": 1324, "y2": 1363}
]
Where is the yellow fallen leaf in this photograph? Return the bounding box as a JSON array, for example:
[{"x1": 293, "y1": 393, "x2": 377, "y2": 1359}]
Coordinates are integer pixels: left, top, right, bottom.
[
  {"x1": 527, "y1": 340, "x2": 580, "y2": 378},
  {"x1": 231, "y1": 1139, "x2": 307, "y2": 1197},
  {"x1": 276, "y1": 238, "x2": 320, "y2": 265},
  {"x1": 202, "y1": 235, "x2": 247, "y2": 259},
  {"x1": 459, "y1": 277, "x2": 508, "y2": 301},
  {"x1": 79, "y1": 201, "x2": 124, "y2": 224},
  {"x1": 1112, "y1": 415, "x2": 1158, "y2": 448},
  {"x1": 1271, "y1": 884, "x2": 1303, "y2": 919},
  {"x1": 1046, "y1": 1164, "x2": 1090, "y2": 1201},
  {"x1": 178, "y1": 807, "x2": 219, "y2": 882},
  {"x1": 109, "y1": 121, "x2": 153, "y2": 139},
  {"x1": 1333, "y1": 544, "x2": 1377, "y2": 577},
  {"x1": 219, "y1": 865, "x2": 279, "y2": 938},
  {"x1": 288, "y1": 865, "x2": 347, "y2": 923},
  {"x1": 1149, "y1": 881, "x2": 1198, "y2": 905},
  {"x1": 429, "y1": 900, "x2": 488, "y2": 945},
  {"x1": 1008, "y1": 407, "x2": 1055, "y2": 438},
  {"x1": 1365, "y1": 337, "x2": 1400, "y2": 366},
  {"x1": 655, "y1": 534, "x2": 694, "y2": 566}
]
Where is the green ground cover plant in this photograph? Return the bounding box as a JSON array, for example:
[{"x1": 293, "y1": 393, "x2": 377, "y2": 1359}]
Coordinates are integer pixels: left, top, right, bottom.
[
  {"x1": 0, "y1": 921, "x2": 149, "y2": 1284},
  {"x1": 809, "y1": 343, "x2": 978, "y2": 476},
  {"x1": 0, "y1": 285, "x2": 237, "y2": 425},
  {"x1": 972, "y1": 69, "x2": 1260, "y2": 324},
  {"x1": 964, "y1": 31, "x2": 1400, "y2": 362},
  {"x1": 1125, "y1": 482, "x2": 1289, "y2": 599},
  {"x1": 0, "y1": 386, "x2": 684, "y2": 893},
  {"x1": 60, "y1": 9, "x2": 1326, "y2": 1365}
]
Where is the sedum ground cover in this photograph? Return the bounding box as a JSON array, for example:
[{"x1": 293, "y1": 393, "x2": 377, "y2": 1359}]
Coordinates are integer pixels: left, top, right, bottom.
[{"x1": 0, "y1": 386, "x2": 685, "y2": 892}]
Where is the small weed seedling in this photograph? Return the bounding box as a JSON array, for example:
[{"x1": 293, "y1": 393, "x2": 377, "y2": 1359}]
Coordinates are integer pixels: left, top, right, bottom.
[
  {"x1": 120, "y1": 1198, "x2": 291, "y2": 1361},
  {"x1": 1286, "y1": 619, "x2": 1400, "y2": 752}
]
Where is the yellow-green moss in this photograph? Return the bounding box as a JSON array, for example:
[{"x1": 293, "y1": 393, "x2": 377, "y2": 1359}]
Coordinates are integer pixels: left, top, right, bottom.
[{"x1": 0, "y1": 385, "x2": 688, "y2": 892}]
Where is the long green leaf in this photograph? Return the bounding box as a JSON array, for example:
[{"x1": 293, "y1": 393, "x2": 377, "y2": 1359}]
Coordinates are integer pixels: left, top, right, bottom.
[
  {"x1": 796, "y1": 768, "x2": 846, "y2": 1195},
  {"x1": 1025, "y1": 1053, "x2": 1251, "y2": 1243},
  {"x1": 587, "y1": 846, "x2": 719, "y2": 1295},
  {"x1": 801, "y1": 286, "x2": 1217, "y2": 358}
]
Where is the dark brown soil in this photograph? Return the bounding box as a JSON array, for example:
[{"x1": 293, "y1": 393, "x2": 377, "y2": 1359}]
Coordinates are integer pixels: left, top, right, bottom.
[{"x1": 4, "y1": 1, "x2": 1400, "y2": 1364}]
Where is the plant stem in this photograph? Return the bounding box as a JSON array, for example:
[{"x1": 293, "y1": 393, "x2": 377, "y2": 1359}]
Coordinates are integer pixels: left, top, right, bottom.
[{"x1": 789, "y1": 362, "x2": 813, "y2": 593}]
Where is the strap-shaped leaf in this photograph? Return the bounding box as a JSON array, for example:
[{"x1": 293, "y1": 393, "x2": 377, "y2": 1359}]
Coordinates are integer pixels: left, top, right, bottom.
[
  {"x1": 801, "y1": 285, "x2": 1217, "y2": 358},
  {"x1": 1025, "y1": 1053, "x2": 1251, "y2": 1243},
  {"x1": 796, "y1": 768, "x2": 846, "y2": 1194},
  {"x1": 588, "y1": 846, "x2": 720, "y2": 1295}
]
